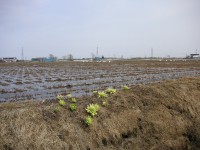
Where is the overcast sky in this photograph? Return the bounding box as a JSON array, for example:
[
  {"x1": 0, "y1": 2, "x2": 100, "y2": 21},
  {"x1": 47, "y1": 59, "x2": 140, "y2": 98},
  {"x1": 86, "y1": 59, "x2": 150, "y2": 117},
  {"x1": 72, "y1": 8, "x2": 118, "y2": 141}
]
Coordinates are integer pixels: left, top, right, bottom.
[{"x1": 0, "y1": 0, "x2": 200, "y2": 59}]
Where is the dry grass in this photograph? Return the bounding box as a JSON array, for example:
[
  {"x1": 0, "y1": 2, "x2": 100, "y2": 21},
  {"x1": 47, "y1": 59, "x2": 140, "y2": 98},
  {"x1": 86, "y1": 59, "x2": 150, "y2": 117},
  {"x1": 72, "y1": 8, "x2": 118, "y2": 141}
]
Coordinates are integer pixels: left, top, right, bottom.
[{"x1": 0, "y1": 77, "x2": 200, "y2": 149}]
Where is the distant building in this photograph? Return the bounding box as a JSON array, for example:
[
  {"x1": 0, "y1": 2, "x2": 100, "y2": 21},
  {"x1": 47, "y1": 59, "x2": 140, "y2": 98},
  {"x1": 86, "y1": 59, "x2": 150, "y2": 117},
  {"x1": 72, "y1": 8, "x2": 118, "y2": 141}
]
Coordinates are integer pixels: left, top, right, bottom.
[
  {"x1": 94, "y1": 55, "x2": 105, "y2": 61},
  {"x1": 0, "y1": 58, "x2": 4, "y2": 63},
  {"x1": 3, "y1": 57, "x2": 17, "y2": 62},
  {"x1": 191, "y1": 54, "x2": 199, "y2": 59},
  {"x1": 186, "y1": 54, "x2": 200, "y2": 59},
  {"x1": 31, "y1": 57, "x2": 45, "y2": 62},
  {"x1": 31, "y1": 57, "x2": 57, "y2": 62}
]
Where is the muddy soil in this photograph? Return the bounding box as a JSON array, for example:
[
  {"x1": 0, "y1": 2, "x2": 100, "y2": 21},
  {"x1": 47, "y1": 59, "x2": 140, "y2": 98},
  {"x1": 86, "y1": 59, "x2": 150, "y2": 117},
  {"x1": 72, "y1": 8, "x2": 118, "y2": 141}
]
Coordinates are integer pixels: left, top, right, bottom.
[
  {"x1": 0, "y1": 76, "x2": 200, "y2": 149},
  {"x1": 0, "y1": 60, "x2": 200, "y2": 102}
]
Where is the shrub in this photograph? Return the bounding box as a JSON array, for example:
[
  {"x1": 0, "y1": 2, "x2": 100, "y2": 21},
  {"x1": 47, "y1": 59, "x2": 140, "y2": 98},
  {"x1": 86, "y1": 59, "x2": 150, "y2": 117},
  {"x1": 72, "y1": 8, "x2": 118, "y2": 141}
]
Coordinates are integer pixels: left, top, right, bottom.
[
  {"x1": 123, "y1": 85, "x2": 130, "y2": 90},
  {"x1": 70, "y1": 104, "x2": 77, "y2": 111},
  {"x1": 106, "y1": 88, "x2": 116, "y2": 94},
  {"x1": 59, "y1": 99, "x2": 66, "y2": 106},
  {"x1": 71, "y1": 98, "x2": 76, "y2": 103},
  {"x1": 85, "y1": 116, "x2": 93, "y2": 126},
  {"x1": 86, "y1": 103, "x2": 100, "y2": 116},
  {"x1": 98, "y1": 91, "x2": 107, "y2": 98}
]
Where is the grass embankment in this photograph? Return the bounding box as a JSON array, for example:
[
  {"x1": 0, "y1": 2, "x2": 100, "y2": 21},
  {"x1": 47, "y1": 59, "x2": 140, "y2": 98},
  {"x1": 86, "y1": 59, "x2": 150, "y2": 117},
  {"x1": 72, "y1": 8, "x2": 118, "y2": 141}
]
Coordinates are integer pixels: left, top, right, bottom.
[{"x1": 0, "y1": 77, "x2": 200, "y2": 150}]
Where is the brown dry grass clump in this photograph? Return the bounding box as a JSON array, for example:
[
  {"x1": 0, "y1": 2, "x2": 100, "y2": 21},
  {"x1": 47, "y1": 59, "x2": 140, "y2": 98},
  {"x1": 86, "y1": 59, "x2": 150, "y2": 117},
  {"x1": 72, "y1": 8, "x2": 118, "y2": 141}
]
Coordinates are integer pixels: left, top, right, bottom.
[{"x1": 0, "y1": 77, "x2": 200, "y2": 150}]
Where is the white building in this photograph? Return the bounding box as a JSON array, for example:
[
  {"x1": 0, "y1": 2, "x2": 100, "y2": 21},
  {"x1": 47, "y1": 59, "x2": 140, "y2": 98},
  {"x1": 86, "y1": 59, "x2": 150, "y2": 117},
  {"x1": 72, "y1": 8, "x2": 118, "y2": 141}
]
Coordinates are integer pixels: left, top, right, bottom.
[{"x1": 3, "y1": 57, "x2": 18, "y2": 62}]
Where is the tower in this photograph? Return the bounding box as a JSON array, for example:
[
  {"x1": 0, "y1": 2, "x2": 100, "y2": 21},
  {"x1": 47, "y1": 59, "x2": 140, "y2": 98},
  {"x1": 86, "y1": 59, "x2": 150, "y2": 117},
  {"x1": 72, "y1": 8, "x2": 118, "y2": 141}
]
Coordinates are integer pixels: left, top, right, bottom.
[
  {"x1": 21, "y1": 47, "x2": 24, "y2": 61},
  {"x1": 96, "y1": 46, "x2": 98, "y2": 56},
  {"x1": 151, "y1": 48, "x2": 153, "y2": 58}
]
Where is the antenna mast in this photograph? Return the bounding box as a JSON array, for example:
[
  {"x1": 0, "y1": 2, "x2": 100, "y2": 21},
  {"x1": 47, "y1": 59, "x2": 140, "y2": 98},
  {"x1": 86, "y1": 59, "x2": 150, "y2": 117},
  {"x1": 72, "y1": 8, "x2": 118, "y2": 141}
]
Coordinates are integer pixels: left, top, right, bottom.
[
  {"x1": 21, "y1": 47, "x2": 24, "y2": 61},
  {"x1": 151, "y1": 48, "x2": 153, "y2": 58},
  {"x1": 96, "y1": 46, "x2": 98, "y2": 56}
]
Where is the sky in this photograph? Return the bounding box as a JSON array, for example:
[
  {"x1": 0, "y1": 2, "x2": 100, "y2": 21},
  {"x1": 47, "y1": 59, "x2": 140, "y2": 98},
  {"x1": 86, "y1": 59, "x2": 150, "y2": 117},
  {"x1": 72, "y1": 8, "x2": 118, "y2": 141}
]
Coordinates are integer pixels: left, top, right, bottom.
[{"x1": 0, "y1": 0, "x2": 200, "y2": 59}]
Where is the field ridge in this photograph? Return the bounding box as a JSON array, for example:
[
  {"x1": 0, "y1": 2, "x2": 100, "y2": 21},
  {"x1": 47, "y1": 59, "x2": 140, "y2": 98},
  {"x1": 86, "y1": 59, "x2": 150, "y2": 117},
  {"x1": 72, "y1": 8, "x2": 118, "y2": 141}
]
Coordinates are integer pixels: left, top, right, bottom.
[{"x1": 0, "y1": 76, "x2": 200, "y2": 149}]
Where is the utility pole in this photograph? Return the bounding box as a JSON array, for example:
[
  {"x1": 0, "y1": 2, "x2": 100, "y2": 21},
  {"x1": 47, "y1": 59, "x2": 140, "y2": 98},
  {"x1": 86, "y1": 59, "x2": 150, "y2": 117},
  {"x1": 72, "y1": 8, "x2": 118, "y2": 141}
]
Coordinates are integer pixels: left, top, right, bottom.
[
  {"x1": 21, "y1": 47, "x2": 24, "y2": 61},
  {"x1": 151, "y1": 48, "x2": 153, "y2": 58}
]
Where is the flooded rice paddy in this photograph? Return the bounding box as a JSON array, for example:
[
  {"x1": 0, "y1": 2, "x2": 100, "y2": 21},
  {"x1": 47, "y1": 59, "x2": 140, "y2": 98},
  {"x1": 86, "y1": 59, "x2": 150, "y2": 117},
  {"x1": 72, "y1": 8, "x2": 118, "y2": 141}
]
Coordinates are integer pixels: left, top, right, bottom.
[{"x1": 0, "y1": 60, "x2": 200, "y2": 102}]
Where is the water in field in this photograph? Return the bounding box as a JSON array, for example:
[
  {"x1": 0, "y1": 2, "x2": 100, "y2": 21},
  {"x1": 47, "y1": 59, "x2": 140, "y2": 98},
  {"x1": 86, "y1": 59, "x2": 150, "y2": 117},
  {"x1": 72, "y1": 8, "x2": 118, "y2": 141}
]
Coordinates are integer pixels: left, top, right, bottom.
[{"x1": 0, "y1": 62, "x2": 200, "y2": 102}]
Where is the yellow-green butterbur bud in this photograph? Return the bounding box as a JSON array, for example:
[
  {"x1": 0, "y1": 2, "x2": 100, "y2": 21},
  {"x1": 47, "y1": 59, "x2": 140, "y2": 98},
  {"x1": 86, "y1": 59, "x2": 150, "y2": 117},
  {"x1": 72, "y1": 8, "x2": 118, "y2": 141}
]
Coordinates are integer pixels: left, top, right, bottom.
[
  {"x1": 72, "y1": 98, "x2": 76, "y2": 103},
  {"x1": 86, "y1": 103, "x2": 100, "y2": 117},
  {"x1": 59, "y1": 99, "x2": 66, "y2": 106},
  {"x1": 57, "y1": 94, "x2": 63, "y2": 100},
  {"x1": 123, "y1": 85, "x2": 130, "y2": 90},
  {"x1": 54, "y1": 106, "x2": 60, "y2": 113},
  {"x1": 85, "y1": 116, "x2": 93, "y2": 126},
  {"x1": 66, "y1": 94, "x2": 72, "y2": 99},
  {"x1": 106, "y1": 88, "x2": 116, "y2": 94},
  {"x1": 70, "y1": 104, "x2": 77, "y2": 111},
  {"x1": 98, "y1": 91, "x2": 107, "y2": 98}
]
